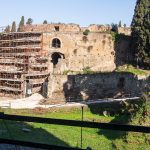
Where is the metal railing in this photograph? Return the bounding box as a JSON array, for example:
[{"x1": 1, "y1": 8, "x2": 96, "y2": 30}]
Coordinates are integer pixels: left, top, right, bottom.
[{"x1": 0, "y1": 112, "x2": 150, "y2": 150}]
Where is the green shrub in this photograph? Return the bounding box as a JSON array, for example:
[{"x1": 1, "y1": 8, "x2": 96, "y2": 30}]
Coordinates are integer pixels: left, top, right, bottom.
[
  {"x1": 63, "y1": 70, "x2": 72, "y2": 75},
  {"x1": 110, "y1": 32, "x2": 130, "y2": 42},
  {"x1": 116, "y1": 64, "x2": 147, "y2": 75},
  {"x1": 82, "y1": 67, "x2": 93, "y2": 74},
  {"x1": 83, "y1": 29, "x2": 90, "y2": 36}
]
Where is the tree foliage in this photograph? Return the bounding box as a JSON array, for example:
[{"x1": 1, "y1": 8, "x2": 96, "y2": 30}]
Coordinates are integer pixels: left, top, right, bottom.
[
  {"x1": 43, "y1": 20, "x2": 48, "y2": 24},
  {"x1": 18, "y1": 16, "x2": 25, "y2": 32},
  {"x1": 83, "y1": 29, "x2": 90, "y2": 36},
  {"x1": 131, "y1": 0, "x2": 150, "y2": 68},
  {"x1": 118, "y1": 20, "x2": 122, "y2": 27},
  {"x1": 26, "y1": 18, "x2": 33, "y2": 25},
  {"x1": 123, "y1": 24, "x2": 127, "y2": 28},
  {"x1": 11, "y1": 21, "x2": 16, "y2": 32},
  {"x1": 111, "y1": 23, "x2": 118, "y2": 32},
  {"x1": 19, "y1": 16, "x2": 25, "y2": 26}
]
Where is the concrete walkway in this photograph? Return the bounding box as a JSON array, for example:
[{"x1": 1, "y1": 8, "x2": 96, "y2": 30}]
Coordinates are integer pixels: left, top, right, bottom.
[
  {"x1": 0, "y1": 94, "x2": 140, "y2": 109},
  {"x1": 0, "y1": 93, "x2": 44, "y2": 109}
]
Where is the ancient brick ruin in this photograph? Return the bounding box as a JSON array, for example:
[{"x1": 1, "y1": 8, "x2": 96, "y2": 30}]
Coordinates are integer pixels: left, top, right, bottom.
[{"x1": 0, "y1": 23, "x2": 132, "y2": 99}]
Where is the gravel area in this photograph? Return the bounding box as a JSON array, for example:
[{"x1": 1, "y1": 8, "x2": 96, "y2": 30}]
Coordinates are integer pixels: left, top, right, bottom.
[{"x1": 0, "y1": 93, "x2": 44, "y2": 109}]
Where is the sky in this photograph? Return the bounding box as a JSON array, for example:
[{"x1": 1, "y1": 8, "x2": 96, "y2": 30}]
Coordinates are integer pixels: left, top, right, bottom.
[{"x1": 0, "y1": 0, "x2": 137, "y2": 27}]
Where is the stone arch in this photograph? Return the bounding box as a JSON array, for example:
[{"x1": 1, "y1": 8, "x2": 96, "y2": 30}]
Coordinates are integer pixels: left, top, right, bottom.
[
  {"x1": 51, "y1": 52, "x2": 65, "y2": 67},
  {"x1": 52, "y1": 38, "x2": 61, "y2": 48}
]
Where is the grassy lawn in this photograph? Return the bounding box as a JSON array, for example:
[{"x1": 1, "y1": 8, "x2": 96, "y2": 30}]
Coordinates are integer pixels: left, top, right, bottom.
[
  {"x1": 116, "y1": 64, "x2": 148, "y2": 75},
  {"x1": 0, "y1": 106, "x2": 150, "y2": 150}
]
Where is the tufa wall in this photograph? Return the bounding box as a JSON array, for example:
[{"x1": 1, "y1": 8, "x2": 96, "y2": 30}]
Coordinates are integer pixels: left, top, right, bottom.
[
  {"x1": 0, "y1": 23, "x2": 134, "y2": 99},
  {"x1": 21, "y1": 24, "x2": 132, "y2": 100},
  {"x1": 20, "y1": 24, "x2": 131, "y2": 35},
  {"x1": 19, "y1": 24, "x2": 81, "y2": 32},
  {"x1": 43, "y1": 32, "x2": 116, "y2": 73},
  {"x1": 48, "y1": 73, "x2": 150, "y2": 102}
]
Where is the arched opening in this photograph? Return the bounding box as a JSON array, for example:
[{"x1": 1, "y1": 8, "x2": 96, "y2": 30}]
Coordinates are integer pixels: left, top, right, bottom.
[
  {"x1": 52, "y1": 38, "x2": 61, "y2": 48},
  {"x1": 51, "y1": 52, "x2": 65, "y2": 67}
]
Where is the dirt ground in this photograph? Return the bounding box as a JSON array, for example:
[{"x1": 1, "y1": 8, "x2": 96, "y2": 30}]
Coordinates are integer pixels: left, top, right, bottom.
[{"x1": 0, "y1": 97, "x2": 14, "y2": 101}]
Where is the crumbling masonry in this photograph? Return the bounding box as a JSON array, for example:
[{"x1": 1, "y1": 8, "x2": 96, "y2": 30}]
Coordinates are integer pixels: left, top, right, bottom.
[{"x1": 0, "y1": 24, "x2": 131, "y2": 99}]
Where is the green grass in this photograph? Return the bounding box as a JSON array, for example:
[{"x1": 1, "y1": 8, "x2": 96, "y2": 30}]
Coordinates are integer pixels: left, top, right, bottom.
[
  {"x1": 0, "y1": 106, "x2": 150, "y2": 150},
  {"x1": 116, "y1": 64, "x2": 147, "y2": 75}
]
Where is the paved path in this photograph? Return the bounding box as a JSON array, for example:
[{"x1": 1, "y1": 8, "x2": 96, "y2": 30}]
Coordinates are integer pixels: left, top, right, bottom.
[
  {"x1": 0, "y1": 93, "x2": 140, "y2": 109},
  {"x1": 0, "y1": 93, "x2": 44, "y2": 109}
]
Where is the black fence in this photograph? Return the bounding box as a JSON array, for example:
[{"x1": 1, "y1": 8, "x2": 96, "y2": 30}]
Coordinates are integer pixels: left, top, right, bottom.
[{"x1": 0, "y1": 112, "x2": 150, "y2": 149}]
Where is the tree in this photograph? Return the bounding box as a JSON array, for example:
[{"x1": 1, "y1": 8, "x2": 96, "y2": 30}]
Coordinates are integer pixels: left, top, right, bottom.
[
  {"x1": 19, "y1": 16, "x2": 25, "y2": 26},
  {"x1": 111, "y1": 23, "x2": 118, "y2": 32},
  {"x1": 26, "y1": 18, "x2": 33, "y2": 25},
  {"x1": 18, "y1": 16, "x2": 25, "y2": 31},
  {"x1": 131, "y1": 0, "x2": 150, "y2": 68},
  {"x1": 5, "y1": 25, "x2": 10, "y2": 33},
  {"x1": 11, "y1": 21, "x2": 16, "y2": 32},
  {"x1": 18, "y1": 16, "x2": 25, "y2": 32},
  {"x1": 43, "y1": 20, "x2": 48, "y2": 24},
  {"x1": 83, "y1": 29, "x2": 90, "y2": 36},
  {"x1": 118, "y1": 20, "x2": 122, "y2": 27},
  {"x1": 123, "y1": 24, "x2": 127, "y2": 28}
]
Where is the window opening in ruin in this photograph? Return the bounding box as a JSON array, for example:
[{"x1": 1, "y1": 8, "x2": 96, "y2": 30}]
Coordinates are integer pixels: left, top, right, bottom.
[
  {"x1": 51, "y1": 52, "x2": 65, "y2": 68},
  {"x1": 54, "y1": 26, "x2": 59, "y2": 31},
  {"x1": 52, "y1": 38, "x2": 61, "y2": 48},
  {"x1": 26, "y1": 80, "x2": 32, "y2": 97}
]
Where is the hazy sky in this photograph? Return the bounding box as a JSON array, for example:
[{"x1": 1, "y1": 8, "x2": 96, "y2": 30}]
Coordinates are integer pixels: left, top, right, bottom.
[{"x1": 0, "y1": 0, "x2": 137, "y2": 27}]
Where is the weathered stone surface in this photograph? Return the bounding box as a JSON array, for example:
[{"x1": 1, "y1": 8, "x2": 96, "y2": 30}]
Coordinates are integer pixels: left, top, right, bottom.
[
  {"x1": 48, "y1": 73, "x2": 150, "y2": 102},
  {"x1": 43, "y1": 32, "x2": 116, "y2": 73},
  {"x1": 0, "y1": 23, "x2": 133, "y2": 99}
]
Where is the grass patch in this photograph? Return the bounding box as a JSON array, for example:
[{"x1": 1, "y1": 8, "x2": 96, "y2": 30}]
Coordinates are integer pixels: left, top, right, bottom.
[
  {"x1": 116, "y1": 64, "x2": 148, "y2": 75},
  {"x1": 0, "y1": 107, "x2": 114, "y2": 149},
  {"x1": 0, "y1": 101, "x2": 150, "y2": 150},
  {"x1": 82, "y1": 67, "x2": 94, "y2": 74}
]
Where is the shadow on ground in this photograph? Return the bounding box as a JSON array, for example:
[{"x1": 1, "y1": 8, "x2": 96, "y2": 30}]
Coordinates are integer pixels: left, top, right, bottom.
[
  {"x1": 0, "y1": 119, "x2": 70, "y2": 149},
  {"x1": 62, "y1": 72, "x2": 149, "y2": 142},
  {"x1": 88, "y1": 98, "x2": 145, "y2": 141}
]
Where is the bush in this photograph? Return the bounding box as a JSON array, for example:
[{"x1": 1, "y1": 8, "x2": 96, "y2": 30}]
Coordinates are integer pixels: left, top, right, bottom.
[
  {"x1": 82, "y1": 67, "x2": 93, "y2": 74},
  {"x1": 63, "y1": 70, "x2": 72, "y2": 75},
  {"x1": 110, "y1": 32, "x2": 130, "y2": 42},
  {"x1": 83, "y1": 29, "x2": 90, "y2": 36},
  {"x1": 116, "y1": 64, "x2": 147, "y2": 75}
]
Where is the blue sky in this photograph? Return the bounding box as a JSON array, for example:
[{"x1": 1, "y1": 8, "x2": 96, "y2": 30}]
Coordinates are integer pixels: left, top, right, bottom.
[{"x1": 0, "y1": 0, "x2": 137, "y2": 27}]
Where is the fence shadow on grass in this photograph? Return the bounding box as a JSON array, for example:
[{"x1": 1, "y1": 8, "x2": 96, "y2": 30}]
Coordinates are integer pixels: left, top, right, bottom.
[{"x1": 0, "y1": 119, "x2": 70, "y2": 148}]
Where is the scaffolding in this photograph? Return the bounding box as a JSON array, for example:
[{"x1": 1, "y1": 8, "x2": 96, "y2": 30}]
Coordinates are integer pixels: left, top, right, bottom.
[{"x1": 0, "y1": 31, "x2": 50, "y2": 98}]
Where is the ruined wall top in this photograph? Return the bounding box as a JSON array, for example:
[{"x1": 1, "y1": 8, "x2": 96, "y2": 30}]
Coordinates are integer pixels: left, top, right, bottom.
[
  {"x1": 19, "y1": 23, "x2": 81, "y2": 32},
  {"x1": 19, "y1": 23, "x2": 131, "y2": 35},
  {"x1": 117, "y1": 27, "x2": 131, "y2": 35},
  {"x1": 85, "y1": 24, "x2": 112, "y2": 32}
]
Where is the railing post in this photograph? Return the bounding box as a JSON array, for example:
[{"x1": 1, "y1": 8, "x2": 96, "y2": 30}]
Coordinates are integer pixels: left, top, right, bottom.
[{"x1": 81, "y1": 106, "x2": 84, "y2": 148}]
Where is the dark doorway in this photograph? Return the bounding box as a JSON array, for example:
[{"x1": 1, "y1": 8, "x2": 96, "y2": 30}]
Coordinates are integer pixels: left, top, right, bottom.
[
  {"x1": 26, "y1": 80, "x2": 32, "y2": 97},
  {"x1": 51, "y1": 52, "x2": 61, "y2": 67},
  {"x1": 52, "y1": 38, "x2": 61, "y2": 48},
  {"x1": 51, "y1": 52, "x2": 65, "y2": 67},
  {"x1": 54, "y1": 26, "x2": 59, "y2": 31}
]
